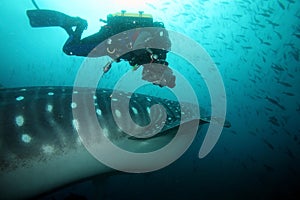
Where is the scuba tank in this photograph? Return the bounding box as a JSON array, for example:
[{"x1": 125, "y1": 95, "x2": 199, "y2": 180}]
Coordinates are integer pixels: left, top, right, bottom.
[{"x1": 104, "y1": 10, "x2": 154, "y2": 34}]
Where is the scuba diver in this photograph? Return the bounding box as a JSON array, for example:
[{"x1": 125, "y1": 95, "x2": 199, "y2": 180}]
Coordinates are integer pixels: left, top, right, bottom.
[{"x1": 26, "y1": 9, "x2": 176, "y2": 88}]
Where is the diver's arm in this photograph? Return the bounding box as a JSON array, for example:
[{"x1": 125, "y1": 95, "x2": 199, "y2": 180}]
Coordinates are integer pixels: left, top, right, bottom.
[{"x1": 63, "y1": 26, "x2": 112, "y2": 57}]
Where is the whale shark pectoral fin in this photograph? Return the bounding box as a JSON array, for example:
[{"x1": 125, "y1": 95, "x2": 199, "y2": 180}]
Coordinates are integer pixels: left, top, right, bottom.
[
  {"x1": 199, "y1": 116, "x2": 231, "y2": 128},
  {"x1": 127, "y1": 116, "x2": 232, "y2": 142},
  {"x1": 128, "y1": 118, "x2": 201, "y2": 141}
]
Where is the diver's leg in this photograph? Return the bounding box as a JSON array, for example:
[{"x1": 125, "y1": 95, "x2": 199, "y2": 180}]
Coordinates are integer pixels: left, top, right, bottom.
[{"x1": 63, "y1": 26, "x2": 111, "y2": 57}]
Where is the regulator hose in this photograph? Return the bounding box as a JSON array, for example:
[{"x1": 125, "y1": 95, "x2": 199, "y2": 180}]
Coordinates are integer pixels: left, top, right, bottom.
[{"x1": 31, "y1": 0, "x2": 40, "y2": 9}]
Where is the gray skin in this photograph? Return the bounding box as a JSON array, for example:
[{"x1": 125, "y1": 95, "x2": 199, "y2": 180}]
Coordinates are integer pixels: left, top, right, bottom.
[{"x1": 0, "y1": 86, "x2": 217, "y2": 199}]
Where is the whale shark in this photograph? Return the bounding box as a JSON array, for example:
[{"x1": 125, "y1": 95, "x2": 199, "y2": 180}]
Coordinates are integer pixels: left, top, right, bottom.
[{"x1": 0, "y1": 86, "x2": 230, "y2": 199}]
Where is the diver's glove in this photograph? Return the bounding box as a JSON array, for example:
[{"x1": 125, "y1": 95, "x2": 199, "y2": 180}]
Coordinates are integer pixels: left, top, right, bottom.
[{"x1": 62, "y1": 17, "x2": 88, "y2": 37}]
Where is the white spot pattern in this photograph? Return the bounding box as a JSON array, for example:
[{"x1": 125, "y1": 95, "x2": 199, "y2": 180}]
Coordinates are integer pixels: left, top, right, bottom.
[
  {"x1": 42, "y1": 145, "x2": 54, "y2": 154},
  {"x1": 103, "y1": 128, "x2": 109, "y2": 137},
  {"x1": 21, "y1": 134, "x2": 32, "y2": 143},
  {"x1": 46, "y1": 104, "x2": 53, "y2": 112},
  {"x1": 15, "y1": 115, "x2": 24, "y2": 127},
  {"x1": 96, "y1": 108, "x2": 102, "y2": 116},
  {"x1": 71, "y1": 102, "x2": 77, "y2": 109},
  {"x1": 16, "y1": 96, "x2": 24, "y2": 101},
  {"x1": 115, "y1": 109, "x2": 121, "y2": 118},
  {"x1": 72, "y1": 119, "x2": 79, "y2": 131},
  {"x1": 132, "y1": 107, "x2": 138, "y2": 114}
]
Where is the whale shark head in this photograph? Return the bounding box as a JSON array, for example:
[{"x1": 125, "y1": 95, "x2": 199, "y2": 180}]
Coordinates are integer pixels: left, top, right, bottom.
[{"x1": 0, "y1": 86, "x2": 229, "y2": 199}]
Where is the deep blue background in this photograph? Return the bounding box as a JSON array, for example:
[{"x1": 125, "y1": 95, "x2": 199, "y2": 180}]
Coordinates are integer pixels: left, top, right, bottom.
[{"x1": 1, "y1": 0, "x2": 299, "y2": 199}]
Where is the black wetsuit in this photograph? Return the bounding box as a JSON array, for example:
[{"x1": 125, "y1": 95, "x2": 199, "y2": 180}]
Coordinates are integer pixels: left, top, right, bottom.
[{"x1": 62, "y1": 22, "x2": 171, "y2": 67}]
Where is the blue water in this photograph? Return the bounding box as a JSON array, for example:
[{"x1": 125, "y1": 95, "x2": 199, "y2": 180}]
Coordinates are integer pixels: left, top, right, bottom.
[{"x1": 1, "y1": 0, "x2": 300, "y2": 199}]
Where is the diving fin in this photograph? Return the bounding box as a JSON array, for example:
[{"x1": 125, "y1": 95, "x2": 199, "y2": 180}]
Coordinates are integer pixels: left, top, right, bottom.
[
  {"x1": 26, "y1": 9, "x2": 73, "y2": 27},
  {"x1": 26, "y1": 9, "x2": 87, "y2": 35}
]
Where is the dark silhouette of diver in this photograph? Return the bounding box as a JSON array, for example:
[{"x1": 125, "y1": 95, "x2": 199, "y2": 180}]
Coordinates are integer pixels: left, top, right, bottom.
[{"x1": 26, "y1": 9, "x2": 176, "y2": 88}]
